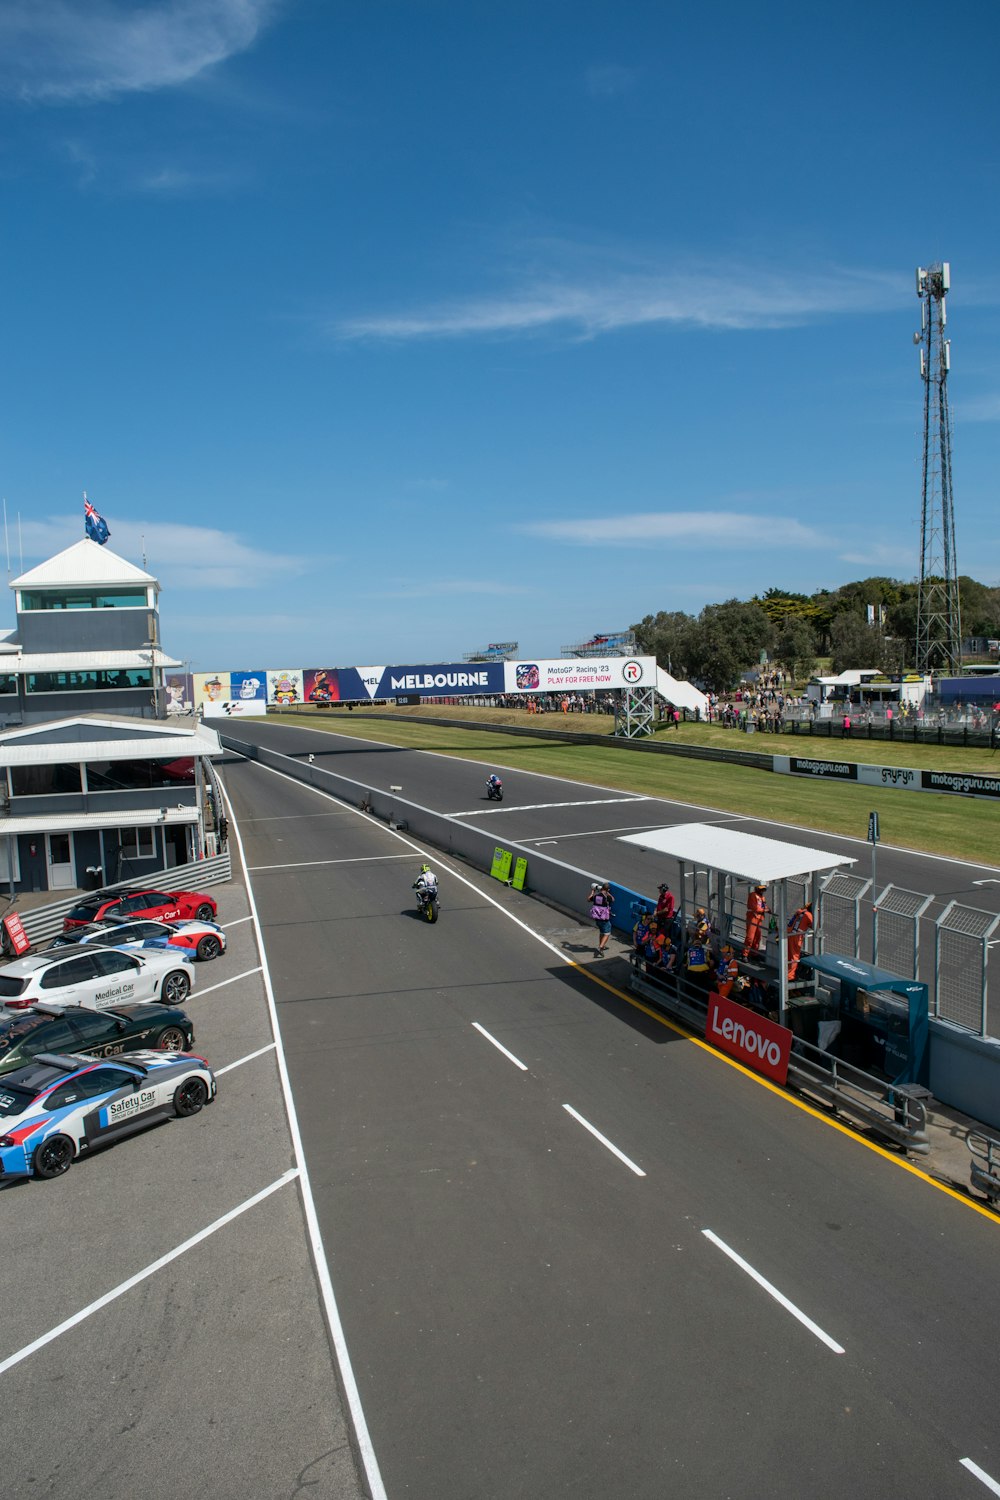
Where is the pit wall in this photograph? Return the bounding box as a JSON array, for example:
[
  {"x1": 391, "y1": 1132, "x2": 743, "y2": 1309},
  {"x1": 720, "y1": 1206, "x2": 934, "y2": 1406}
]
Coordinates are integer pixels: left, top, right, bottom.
[{"x1": 221, "y1": 733, "x2": 1000, "y2": 1128}]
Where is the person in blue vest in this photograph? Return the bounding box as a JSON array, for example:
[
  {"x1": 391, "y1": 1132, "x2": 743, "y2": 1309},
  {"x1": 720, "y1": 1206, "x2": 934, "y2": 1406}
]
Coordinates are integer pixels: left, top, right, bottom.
[
  {"x1": 685, "y1": 926, "x2": 713, "y2": 991},
  {"x1": 632, "y1": 907, "x2": 652, "y2": 957}
]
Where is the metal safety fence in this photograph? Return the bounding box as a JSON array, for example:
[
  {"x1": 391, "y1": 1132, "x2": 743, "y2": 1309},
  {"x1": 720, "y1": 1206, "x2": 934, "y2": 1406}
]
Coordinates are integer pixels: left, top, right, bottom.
[
  {"x1": 934, "y1": 903, "x2": 1000, "y2": 1036},
  {"x1": 817, "y1": 872, "x2": 872, "y2": 959},
  {"x1": 873, "y1": 885, "x2": 933, "y2": 980}
]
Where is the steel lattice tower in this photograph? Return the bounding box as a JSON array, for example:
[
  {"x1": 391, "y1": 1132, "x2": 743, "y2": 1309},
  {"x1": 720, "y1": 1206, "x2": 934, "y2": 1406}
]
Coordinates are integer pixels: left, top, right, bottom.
[{"x1": 914, "y1": 262, "x2": 962, "y2": 674}]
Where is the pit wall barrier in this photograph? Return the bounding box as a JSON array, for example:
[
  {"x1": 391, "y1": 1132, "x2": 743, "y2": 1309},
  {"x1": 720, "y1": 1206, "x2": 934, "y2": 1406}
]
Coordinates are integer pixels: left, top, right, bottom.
[
  {"x1": 274, "y1": 708, "x2": 1000, "y2": 801},
  {"x1": 220, "y1": 735, "x2": 1000, "y2": 1132}
]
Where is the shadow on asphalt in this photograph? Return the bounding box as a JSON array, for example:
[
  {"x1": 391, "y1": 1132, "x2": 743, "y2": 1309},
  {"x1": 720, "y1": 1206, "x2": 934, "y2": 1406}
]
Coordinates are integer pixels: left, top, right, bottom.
[{"x1": 547, "y1": 957, "x2": 687, "y2": 1045}]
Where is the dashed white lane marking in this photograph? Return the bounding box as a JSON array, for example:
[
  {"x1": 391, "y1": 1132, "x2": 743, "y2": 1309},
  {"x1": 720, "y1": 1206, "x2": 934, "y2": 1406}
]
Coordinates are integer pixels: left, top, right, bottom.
[
  {"x1": 248, "y1": 853, "x2": 414, "y2": 871},
  {"x1": 472, "y1": 1022, "x2": 528, "y2": 1071},
  {"x1": 961, "y1": 1459, "x2": 1000, "y2": 1495},
  {"x1": 0, "y1": 1171, "x2": 299, "y2": 1379},
  {"x1": 216, "y1": 1043, "x2": 277, "y2": 1076},
  {"x1": 562, "y1": 1104, "x2": 646, "y2": 1177},
  {"x1": 450, "y1": 796, "x2": 651, "y2": 817},
  {"x1": 701, "y1": 1229, "x2": 845, "y2": 1354},
  {"x1": 196, "y1": 966, "x2": 263, "y2": 997}
]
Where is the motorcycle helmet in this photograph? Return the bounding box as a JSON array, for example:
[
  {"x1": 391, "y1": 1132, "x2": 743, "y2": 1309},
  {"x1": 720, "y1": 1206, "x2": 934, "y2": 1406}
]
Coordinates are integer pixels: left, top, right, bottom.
[{"x1": 420, "y1": 864, "x2": 430, "y2": 873}]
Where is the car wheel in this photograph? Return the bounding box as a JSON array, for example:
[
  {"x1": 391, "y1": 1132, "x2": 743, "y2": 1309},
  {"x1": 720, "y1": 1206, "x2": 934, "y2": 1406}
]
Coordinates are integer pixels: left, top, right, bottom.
[
  {"x1": 33, "y1": 1133, "x2": 75, "y2": 1180},
  {"x1": 195, "y1": 934, "x2": 222, "y2": 961},
  {"x1": 162, "y1": 969, "x2": 192, "y2": 1006},
  {"x1": 173, "y1": 1076, "x2": 209, "y2": 1116},
  {"x1": 156, "y1": 1025, "x2": 188, "y2": 1051},
  {"x1": 194, "y1": 903, "x2": 215, "y2": 921}
]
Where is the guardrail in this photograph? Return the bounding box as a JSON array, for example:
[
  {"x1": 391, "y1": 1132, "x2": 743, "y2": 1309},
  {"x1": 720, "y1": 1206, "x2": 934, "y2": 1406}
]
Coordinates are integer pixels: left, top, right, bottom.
[
  {"x1": 6, "y1": 852, "x2": 233, "y2": 949},
  {"x1": 627, "y1": 958, "x2": 930, "y2": 1154},
  {"x1": 967, "y1": 1128, "x2": 1000, "y2": 1206}
]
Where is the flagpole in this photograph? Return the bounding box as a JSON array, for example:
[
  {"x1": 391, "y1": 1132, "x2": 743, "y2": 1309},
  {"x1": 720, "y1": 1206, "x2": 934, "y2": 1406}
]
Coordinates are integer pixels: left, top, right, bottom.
[{"x1": 2, "y1": 498, "x2": 9, "y2": 582}]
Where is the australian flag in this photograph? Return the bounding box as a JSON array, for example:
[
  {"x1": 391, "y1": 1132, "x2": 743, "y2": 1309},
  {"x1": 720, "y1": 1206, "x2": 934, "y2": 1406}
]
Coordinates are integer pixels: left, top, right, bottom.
[{"x1": 83, "y1": 492, "x2": 110, "y2": 546}]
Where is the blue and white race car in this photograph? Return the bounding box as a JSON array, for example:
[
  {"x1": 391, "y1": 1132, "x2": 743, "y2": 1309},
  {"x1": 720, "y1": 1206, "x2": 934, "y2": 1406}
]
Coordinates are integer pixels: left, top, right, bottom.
[{"x1": 0, "y1": 1050, "x2": 216, "y2": 1181}]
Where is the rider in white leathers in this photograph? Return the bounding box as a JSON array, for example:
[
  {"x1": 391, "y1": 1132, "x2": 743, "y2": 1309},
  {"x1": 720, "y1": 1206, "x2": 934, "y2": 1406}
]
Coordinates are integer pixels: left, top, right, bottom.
[{"x1": 413, "y1": 864, "x2": 439, "y2": 899}]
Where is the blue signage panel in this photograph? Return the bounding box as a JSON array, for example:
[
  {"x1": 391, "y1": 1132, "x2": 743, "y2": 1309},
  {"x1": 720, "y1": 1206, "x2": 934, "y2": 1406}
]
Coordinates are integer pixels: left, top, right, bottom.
[
  {"x1": 336, "y1": 662, "x2": 506, "y2": 700},
  {"x1": 230, "y1": 670, "x2": 267, "y2": 703}
]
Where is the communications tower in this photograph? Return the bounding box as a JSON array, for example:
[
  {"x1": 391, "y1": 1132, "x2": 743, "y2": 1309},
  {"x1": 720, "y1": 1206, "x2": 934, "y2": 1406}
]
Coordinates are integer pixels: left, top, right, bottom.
[{"x1": 914, "y1": 262, "x2": 962, "y2": 674}]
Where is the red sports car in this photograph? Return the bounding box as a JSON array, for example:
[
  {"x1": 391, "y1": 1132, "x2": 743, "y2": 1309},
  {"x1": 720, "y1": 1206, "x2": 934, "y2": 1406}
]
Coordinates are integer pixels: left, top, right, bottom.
[{"x1": 63, "y1": 887, "x2": 218, "y2": 933}]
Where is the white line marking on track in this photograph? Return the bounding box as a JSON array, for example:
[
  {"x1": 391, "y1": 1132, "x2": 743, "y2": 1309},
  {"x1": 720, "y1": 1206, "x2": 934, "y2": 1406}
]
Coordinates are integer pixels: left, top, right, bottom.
[
  {"x1": 196, "y1": 965, "x2": 263, "y2": 997},
  {"x1": 472, "y1": 1022, "x2": 528, "y2": 1071},
  {"x1": 216, "y1": 1043, "x2": 277, "y2": 1076},
  {"x1": 519, "y1": 816, "x2": 745, "y2": 845},
  {"x1": 961, "y1": 1459, "x2": 1000, "y2": 1495},
  {"x1": 562, "y1": 1104, "x2": 646, "y2": 1176},
  {"x1": 0, "y1": 1171, "x2": 298, "y2": 1379},
  {"x1": 450, "y1": 796, "x2": 651, "y2": 817},
  {"x1": 248, "y1": 854, "x2": 414, "y2": 871},
  {"x1": 220, "y1": 779, "x2": 389, "y2": 1500},
  {"x1": 701, "y1": 1229, "x2": 844, "y2": 1353},
  {"x1": 223, "y1": 915, "x2": 254, "y2": 927}
]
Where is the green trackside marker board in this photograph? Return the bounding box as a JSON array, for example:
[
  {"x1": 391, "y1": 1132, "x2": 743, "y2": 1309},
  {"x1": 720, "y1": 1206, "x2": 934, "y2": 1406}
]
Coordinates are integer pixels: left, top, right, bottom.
[
  {"x1": 491, "y1": 847, "x2": 513, "y2": 882},
  {"x1": 512, "y1": 857, "x2": 527, "y2": 891}
]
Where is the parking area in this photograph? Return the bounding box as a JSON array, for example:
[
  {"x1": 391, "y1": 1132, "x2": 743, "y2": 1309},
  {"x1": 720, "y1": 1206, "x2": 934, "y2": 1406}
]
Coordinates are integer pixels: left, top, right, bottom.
[{"x1": 1, "y1": 868, "x2": 367, "y2": 1500}]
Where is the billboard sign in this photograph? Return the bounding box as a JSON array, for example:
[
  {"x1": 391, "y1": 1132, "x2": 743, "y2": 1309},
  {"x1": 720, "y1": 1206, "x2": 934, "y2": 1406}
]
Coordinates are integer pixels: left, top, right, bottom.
[
  {"x1": 230, "y1": 670, "x2": 267, "y2": 704},
  {"x1": 337, "y1": 663, "x2": 506, "y2": 700},
  {"x1": 266, "y1": 669, "x2": 303, "y2": 705},
  {"x1": 304, "y1": 668, "x2": 339, "y2": 703},
  {"x1": 706, "y1": 993, "x2": 792, "y2": 1084},
  {"x1": 504, "y1": 656, "x2": 655, "y2": 693},
  {"x1": 203, "y1": 699, "x2": 267, "y2": 717},
  {"x1": 193, "y1": 671, "x2": 230, "y2": 708}
]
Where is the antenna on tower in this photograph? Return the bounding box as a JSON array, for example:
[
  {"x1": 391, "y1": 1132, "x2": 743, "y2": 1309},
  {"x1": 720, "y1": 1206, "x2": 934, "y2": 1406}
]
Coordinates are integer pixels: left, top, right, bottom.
[
  {"x1": 914, "y1": 262, "x2": 961, "y2": 675},
  {"x1": 2, "y1": 499, "x2": 9, "y2": 582}
]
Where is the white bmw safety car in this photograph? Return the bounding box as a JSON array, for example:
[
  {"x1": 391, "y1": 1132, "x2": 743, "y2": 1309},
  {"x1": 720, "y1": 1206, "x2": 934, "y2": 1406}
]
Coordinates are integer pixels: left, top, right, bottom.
[{"x1": 0, "y1": 1050, "x2": 216, "y2": 1180}]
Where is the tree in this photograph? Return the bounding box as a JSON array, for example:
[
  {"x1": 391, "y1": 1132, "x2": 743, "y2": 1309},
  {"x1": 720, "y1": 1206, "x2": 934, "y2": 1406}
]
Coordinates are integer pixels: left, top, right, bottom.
[
  {"x1": 633, "y1": 610, "x2": 697, "y2": 678},
  {"x1": 829, "y1": 613, "x2": 887, "y2": 673},
  {"x1": 774, "y1": 618, "x2": 818, "y2": 684},
  {"x1": 687, "y1": 600, "x2": 773, "y2": 692}
]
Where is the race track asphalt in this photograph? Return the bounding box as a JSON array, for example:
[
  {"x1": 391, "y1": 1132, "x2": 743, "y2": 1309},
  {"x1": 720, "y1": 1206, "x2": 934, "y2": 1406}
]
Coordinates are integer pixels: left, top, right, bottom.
[{"x1": 215, "y1": 724, "x2": 1000, "y2": 1500}]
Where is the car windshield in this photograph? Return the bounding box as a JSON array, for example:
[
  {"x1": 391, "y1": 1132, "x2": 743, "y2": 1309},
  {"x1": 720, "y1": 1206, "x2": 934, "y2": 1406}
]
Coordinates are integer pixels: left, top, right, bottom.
[
  {"x1": 0, "y1": 1016, "x2": 47, "y2": 1052},
  {"x1": 66, "y1": 903, "x2": 101, "y2": 922},
  {"x1": 0, "y1": 975, "x2": 27, "y2": 998},
  {"x1": 0, "y1": 1081, "x2": 36, "y2": 1115}
]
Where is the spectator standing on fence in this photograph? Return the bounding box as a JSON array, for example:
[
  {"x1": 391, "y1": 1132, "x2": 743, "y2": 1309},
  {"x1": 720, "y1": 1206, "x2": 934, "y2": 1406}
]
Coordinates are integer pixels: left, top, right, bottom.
[
  {"x1": 743, "y1": 884, "x2": 767, "y2": 961},
  {"x1": 654, "y1": 883, "x2": 676, "y2": 923},
  {"x1": 786, "y1": 902, "x2": 814, "y2": 980}
]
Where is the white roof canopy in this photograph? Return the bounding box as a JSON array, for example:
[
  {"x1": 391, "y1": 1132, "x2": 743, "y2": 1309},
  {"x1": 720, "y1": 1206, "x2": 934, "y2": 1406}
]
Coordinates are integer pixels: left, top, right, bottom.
[
  {"x1": 618, "y1": 822, "x2": 854, "y2": 884},
  {"x1": 0, "y1": 807, "x2": 198, "y2": 836},
  {"x1": 2, "y1": 649, "x2": 180, "y2": 673},
  {"x1": 12, "y1": 539, "x2": 156, "y2": 590}
]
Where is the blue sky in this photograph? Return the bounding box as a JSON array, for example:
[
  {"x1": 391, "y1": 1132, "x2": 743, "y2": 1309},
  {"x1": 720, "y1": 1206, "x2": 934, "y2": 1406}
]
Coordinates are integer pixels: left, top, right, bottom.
[{"x1": 0, "y1": 0, "x2": 997, "y2": 672}]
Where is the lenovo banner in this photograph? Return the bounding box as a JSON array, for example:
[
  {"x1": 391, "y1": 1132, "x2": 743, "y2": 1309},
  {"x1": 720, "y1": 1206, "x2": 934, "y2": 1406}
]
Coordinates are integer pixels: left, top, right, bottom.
[{"x1": 706, "y1": 993, "x2": 792, "y2": 1084}]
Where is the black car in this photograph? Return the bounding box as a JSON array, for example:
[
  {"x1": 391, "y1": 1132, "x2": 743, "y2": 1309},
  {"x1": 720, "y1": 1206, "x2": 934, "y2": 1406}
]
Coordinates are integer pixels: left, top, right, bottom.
[{"x1": 0, "y1": 1002, "x2": 195, "y2": 1077}]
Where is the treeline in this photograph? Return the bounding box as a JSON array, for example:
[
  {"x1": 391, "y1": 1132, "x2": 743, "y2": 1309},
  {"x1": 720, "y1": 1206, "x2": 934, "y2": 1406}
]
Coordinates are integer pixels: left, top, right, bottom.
[{"x1": 632, "y1": 576, "x2": 1000, "y2": 694}]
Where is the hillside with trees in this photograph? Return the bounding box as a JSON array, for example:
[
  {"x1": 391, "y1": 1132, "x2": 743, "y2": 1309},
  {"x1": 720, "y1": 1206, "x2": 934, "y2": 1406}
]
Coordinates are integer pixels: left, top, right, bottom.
[{"x1": 632, "y1": 576, "x2": 1000, "y2": 693}]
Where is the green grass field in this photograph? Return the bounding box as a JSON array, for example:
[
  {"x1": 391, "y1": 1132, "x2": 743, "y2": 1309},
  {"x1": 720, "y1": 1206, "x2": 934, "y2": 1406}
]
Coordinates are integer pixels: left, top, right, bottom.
[{"x1": 269, "y1": 706, "x2": 1000, "y2": 866}]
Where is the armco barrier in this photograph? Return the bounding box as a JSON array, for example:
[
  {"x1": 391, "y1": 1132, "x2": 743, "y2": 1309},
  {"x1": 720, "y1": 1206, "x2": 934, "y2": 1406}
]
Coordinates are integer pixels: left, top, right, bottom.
[
  {"x1": 9, "y1": 851, "x2": 233, "y2": 949},
  {"x1": 221, "y1": 733, "x2": 1000, "y2": 1133}
]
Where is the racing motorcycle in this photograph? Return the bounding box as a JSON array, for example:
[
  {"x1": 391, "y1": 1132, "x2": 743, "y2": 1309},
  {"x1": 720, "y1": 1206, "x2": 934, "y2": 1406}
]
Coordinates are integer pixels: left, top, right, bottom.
[
  {"x1": 486, "y1": 777, "x2": 504, "y2": 802},
  {"x1": 416, "y1": 887, "x2": 440, "y2": 923}
]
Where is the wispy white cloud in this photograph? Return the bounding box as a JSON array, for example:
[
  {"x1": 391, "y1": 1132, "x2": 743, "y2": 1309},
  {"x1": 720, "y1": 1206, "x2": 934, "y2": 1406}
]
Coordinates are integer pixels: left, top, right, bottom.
[
  {"x1": 519, "y1": 511, "x2": 829, "y2": 549},
  {"x1": 0, "y1": 0, "x2": 279, "y2": 103},
  {"x1": 334, "y1": 253, "x2": 906, "y2": 342},
  {"x1": 135, "y1": 164, "x2": 249, "y2": 194},
  {"x1": 367, "y1": 578, "x2": 531, "y2": 600},
  {"x1": 584, "y1": 64, "x2": 641, "y2": 99},
  {"x1": 838, "y1": 543, "x2": 916, "y2": 571},
  {"x1": 12, "y1": 514, "x2": 306, "y2": 590},
  {"x1": 956, "y1": 393, "x2": 1000, "y2": 422}
]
